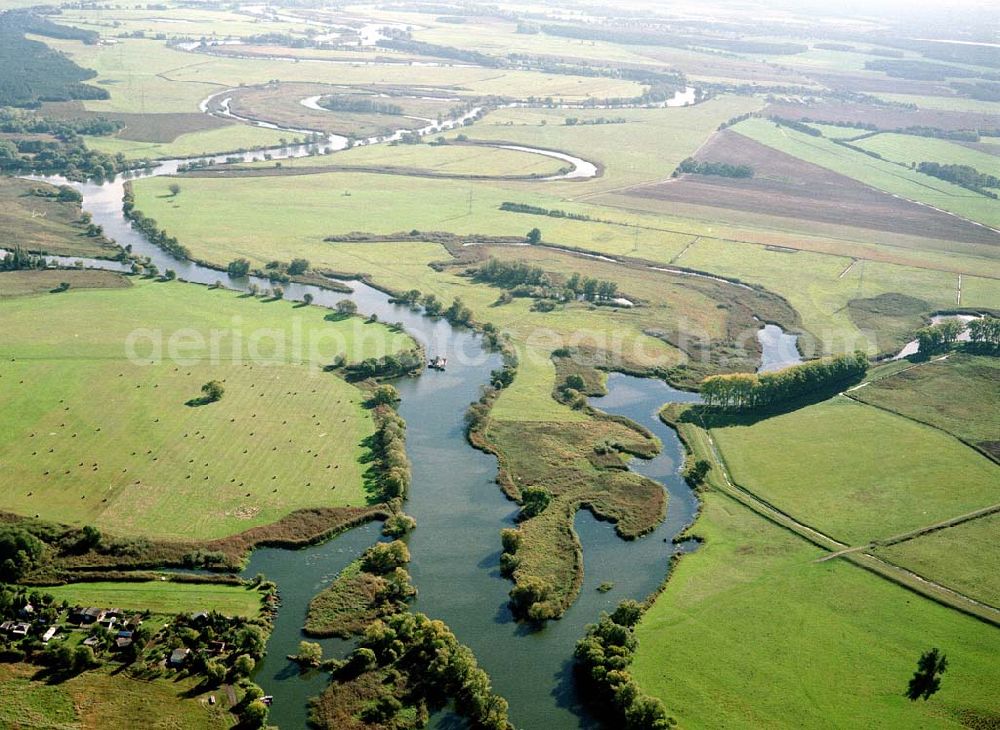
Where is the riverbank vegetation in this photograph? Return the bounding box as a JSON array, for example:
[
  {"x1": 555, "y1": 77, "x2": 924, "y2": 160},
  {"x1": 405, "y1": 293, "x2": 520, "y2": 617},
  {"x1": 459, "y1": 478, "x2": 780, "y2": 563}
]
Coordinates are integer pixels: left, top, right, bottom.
[{"x1": 311, "y1": 611, "x2": 511, "y2": 730}]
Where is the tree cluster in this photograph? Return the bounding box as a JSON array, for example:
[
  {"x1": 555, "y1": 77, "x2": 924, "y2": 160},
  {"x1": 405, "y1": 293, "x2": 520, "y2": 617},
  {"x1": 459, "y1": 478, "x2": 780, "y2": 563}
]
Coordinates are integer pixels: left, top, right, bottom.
[
  {"x1": 0, "y1": 11, "x2": 106, "y2": 107},
  {"x1": 700, "y1": 352, "x2": 869, "y2": 410},
  {"x1": 0, "y1": 245, "x2": 48, "y2": 272},
  {"x1": 917, "y1": 162, "x2": 999, "y2": 198},
  {"x1": 673, "y1": 157, "x2": 754, "y2": 178},
  {"x1": 500, "y1": 202, "x2": 593, "y2": 220},
  {"x1": 770, "y1": 117, "x2": 823, "y2": 137},
  {"x1": 356, "y1": 612, "x2": 512, "y2": 729},
  {"x1": 916, "y1": 319, "x2": 966, "y2": 354},
  {"x1": 968, "y1": 316, "x2": 1000, "y2": 351},
  {"x1": 344, "y1": 349, "x2": 423, "y2": 380},
  {"x1": 318, "y1": 96, "x2": 404, "y2": 116},
  {"x1": 575, "y1": 600, "x2": 675, "y2": 729}
]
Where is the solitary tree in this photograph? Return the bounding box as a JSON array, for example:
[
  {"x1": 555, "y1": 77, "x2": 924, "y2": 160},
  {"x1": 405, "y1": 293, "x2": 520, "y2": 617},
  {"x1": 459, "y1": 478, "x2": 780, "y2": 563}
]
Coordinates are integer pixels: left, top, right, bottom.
[
  {"x1": 336, "y1": 299, "x2": 358, "y2": 316},
  {"x1": 302, "y1": 292, "x2": 314, "y2": 305},
  {"x1": 168, "y1": 183, "x2": 181, "y2": 196},
  {"x1": 526, "y1": 227, "x2": 542, "y2": 244},
  {"x1": 906, "y1": 648, "x2": 948, "y2": 701},
  {"x1": 227, "y1": 258, "x2": 251, "y2": 278},
  {"x1": 519, "y1": 486, "x2": 552, "y2": 519},
  {"x1": 201, "y1": 380, "x2": 225, "y2": 403}
]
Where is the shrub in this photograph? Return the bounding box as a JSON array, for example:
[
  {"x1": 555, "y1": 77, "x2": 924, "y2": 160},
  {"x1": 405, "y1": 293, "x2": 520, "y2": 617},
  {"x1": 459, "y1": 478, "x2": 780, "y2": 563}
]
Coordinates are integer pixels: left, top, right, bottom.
[{"x1": 518, "y1": 486, "x2": 552, "y2": 519}]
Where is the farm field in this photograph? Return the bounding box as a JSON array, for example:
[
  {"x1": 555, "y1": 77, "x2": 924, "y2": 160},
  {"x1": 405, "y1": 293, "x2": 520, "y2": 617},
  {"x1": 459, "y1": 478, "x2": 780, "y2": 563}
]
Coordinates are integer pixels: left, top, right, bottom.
[
  {"x1": 440, "y1": 97, "x2": 765, "y2": 193},
  {"x1": 763, "y1": 100, "x2": 1000, "y2": 134},
  {"x1": 669, "y1": 238, "x2": 998, "y2": 356},
  {"x1": 732, "y1": 118, "x2": 1000, "y2": 228},
  {"x1": 624, "y1": 129, "x2": 1000, "y2": 247},
  {"x1": 130, "y1": 168, "x2": 1000, "y2": 360},
  {"x1": 710, "y1": 396, "x2": 1000, "y2": 544},
  {"x1": 853, "y1": 133, "x2": 1000, "y2": 176},
  {"x1": 0, "y1": 662, "x2": 231, "y2": 730},
  {"x1": 0, "y1": 177, "x2": 120, "y2": 258},
  {"x1": 40, "y1": 580, "x2": 265, "y2": 617},
  {"x1": 0, "y1": 275, "x2": 413, "y2": 540},
  {"x1": 874, "y1": 512, "x2": 1000, "y2": 608},
  {"x1": 876, "y1": 93, "x2": 1000, "y2": 114},
  {"x1": 631, "y1": 489, "x2": 1000, "y2": 729},
  {"x1": 849, "y1": 353, "x2": 1000, "y2": 452}
]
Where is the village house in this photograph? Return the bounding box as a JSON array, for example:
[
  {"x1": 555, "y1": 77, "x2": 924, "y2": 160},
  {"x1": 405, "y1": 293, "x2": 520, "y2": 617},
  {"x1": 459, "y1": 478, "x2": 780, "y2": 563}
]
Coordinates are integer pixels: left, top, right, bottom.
[{"x1": 68, "y1": 607, "x2": 105, "y2": 625}]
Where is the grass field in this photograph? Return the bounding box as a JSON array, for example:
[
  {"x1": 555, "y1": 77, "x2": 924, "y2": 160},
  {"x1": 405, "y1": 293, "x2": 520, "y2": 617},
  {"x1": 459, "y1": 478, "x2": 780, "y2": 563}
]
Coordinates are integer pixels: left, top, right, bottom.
[
  {"x1": 711, "y1": 396, "x2": 999, "y2": 544},
  {"x1": 672, "y1": 238, "x2": 995, "y2": 356},
  {"x1": 40, "y1": 580, "x2": 264, "y2": 617},
  {"x1": 851, "y1": 353, "x2": 1000, "y2": 450},
  {"x1": 0, "y1": 662, "x2": 231, "y2": 730},
  {"x1": 733, "y1": 118, "x2": 1000, "y2": 228},
  {"x1": 0, "y1": 275, "x2": 413, "y2": 540},
  {"x1": 54, "y1": 6, "x2": 313, "y2": 39},
  {"x1": 853, "y1": 133, "x2": 1000, "y2": 177},
  {"x1": 875, "y1": 93, "x2": 1000, "y2": 114},
  {"x1": 0, "y1": 270, "x2": 131, "y2": 298},
  {"x1": 83, "y1": 123, "x2": 291, "y2": 160},
  {"x1": 631, "y1": 489, "x2": 1000, "y2": 729},
  {"x1": 875, "y1": 512, "x2": 1000, "y2": 608},
  {"x1": 37, "y1": 37, "x2": 224, "y2": 114},
  {"x1": 0, "y1": 177, "x2": 121, "y2": 258},
  {"x1": 442, "y1": 97, "x2": 764, "y2": 193}
]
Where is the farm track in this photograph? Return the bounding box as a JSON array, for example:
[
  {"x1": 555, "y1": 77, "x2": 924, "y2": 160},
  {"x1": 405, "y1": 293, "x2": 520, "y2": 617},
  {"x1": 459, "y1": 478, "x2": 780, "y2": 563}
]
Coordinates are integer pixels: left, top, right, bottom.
[
  {"x1": 818, "y1": 502, "x2": 1000, "y2": 562},
  {"x1": 698, "y1": 418, "x2": 1000, "y2": 626}
]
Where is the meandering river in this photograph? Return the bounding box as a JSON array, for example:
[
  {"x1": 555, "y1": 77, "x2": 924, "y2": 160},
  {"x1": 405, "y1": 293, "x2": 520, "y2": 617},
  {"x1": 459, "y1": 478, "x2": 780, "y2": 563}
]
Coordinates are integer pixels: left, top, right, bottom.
[{"x1": 21, "y1": 116, "x2": 805, "y2": 726}]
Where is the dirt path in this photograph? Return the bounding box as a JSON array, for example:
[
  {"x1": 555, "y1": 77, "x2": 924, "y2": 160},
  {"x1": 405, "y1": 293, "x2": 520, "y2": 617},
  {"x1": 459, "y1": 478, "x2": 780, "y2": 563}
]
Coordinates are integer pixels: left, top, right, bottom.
[{"x1": 816, "y1": 502, "x2": 1000, "y2": 563}]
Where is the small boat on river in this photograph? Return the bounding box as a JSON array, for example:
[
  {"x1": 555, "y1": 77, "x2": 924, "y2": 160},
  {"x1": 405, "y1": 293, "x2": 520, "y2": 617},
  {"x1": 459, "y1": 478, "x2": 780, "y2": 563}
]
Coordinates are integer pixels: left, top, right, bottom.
[{"x1": 429, "y1": 356, "x2": 447, "y2": 371}]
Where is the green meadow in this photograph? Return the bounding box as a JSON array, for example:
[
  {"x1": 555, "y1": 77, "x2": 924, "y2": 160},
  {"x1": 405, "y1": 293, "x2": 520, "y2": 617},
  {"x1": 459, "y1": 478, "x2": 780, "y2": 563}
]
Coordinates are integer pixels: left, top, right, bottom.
[
  {"x1": 40, "y1": 580, "x2": 264, "y2": 617},
  {"x1": 631, "y1": 490, "x2": 1000, "y2": 729},
  {"x1": 0, "y1": 662, "x2": 231, "y2": 730},
  {"x1": 0, "y1": 275, "x2": 413, "y2": 540},
  {"x1": 851, "y1": 353, "x2": 1000, "y2": 448},
  {"x1": 853, "y1": 133, "x2": 1000, "y2": 177},
  {"x1": 875, "y1": 512, "x2": 1000, "y2": 608},
  {"x1": 83, "y1": 123, "x2": 291, "y2": 160},
  {"x1": 711, "y1": 396, "x2": 999, "y2": 544}
]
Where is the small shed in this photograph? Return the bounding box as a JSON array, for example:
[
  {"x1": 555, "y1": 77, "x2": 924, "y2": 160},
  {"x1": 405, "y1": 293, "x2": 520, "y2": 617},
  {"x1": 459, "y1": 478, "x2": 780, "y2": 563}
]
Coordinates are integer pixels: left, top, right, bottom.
[{"x1": 169, "y1": 647, "x2": 191, "y2": 667}]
